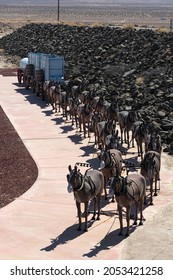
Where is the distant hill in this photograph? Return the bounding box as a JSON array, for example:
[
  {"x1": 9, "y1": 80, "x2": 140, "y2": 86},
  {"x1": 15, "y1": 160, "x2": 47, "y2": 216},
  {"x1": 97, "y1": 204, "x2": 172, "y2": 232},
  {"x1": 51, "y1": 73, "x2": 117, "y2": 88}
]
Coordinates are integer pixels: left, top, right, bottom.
[{"x1": 1, "y1": 0, "x2": 173, "y2": 7}]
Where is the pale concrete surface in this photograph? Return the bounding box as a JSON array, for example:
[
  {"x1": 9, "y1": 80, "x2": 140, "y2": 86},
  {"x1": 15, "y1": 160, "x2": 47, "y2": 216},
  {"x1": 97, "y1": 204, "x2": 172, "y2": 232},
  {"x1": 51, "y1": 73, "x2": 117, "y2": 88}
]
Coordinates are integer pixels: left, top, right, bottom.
[{"x1": 0, "y1": 76, "x2": 173, "y2": 260}]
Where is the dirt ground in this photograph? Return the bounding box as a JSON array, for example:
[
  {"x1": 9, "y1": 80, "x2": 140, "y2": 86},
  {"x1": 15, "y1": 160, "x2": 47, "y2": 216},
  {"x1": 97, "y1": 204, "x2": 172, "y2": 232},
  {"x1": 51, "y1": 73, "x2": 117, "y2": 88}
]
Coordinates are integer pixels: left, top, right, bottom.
[{"x1": 0, "y1": 106, "x2": 38, "y2": 208}]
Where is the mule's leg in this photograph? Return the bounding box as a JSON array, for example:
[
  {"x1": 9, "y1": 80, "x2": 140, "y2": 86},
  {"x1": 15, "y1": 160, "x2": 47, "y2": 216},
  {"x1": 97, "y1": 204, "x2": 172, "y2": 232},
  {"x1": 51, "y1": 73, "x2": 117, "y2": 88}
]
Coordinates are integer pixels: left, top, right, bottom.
[
  {"x1": 132, "y1": 133, "x2": 135, "y2": 148},
  {"x1": 84, "y1": 201, "x2": 89, "y2": 232},
  {"x1": 78, "y1": 116, "x2": 82, "y2": 132},
  {"x1": 45, "y1": 89, "x2": 49, "y2": 105},
  {"x1": 124, "y1": 128, "x2": 127, "y2": 144},
  {"x1": 120, "y1": 128, "x2": 123, "y2": 145},
  {"x1": 83, "y1": 118, "x2": 86, "y2": 138},
  {"x1": 150, "y1": 179, "x2": 154, "y2": 205},
  {"x1": 76, "y1": 201, "x2": 82, "y2": 231},
  {"x1": 75, "y1": 113, "x2": 78, "y2": 128},
  {"x1": 91, "y1": 197, "x2": 96, "y2": 221},
  {"x1": 154, "y1": 174, "x2": 159, "y2": 196},
  {"x1": 64, "y1": 103, "x2": 68, "y2": 120},
  {"x1": 140, "y1": 142, "x2": 143, "y2": 160},
  {"x1": 97, "y1": 194, "x2": 101, "y2": 220},
  {"x1": 127, "y1": 130, "x2": 130, "y2": 148},
  {"x1": 54, "y1": 95, "x2": 58, "y2": 113},
  {"x1": 144, "y1": 194, "x2": 147, "y2": 205},
  {"x1": 50, "y1": 94, "x2": 55, "y2": 111},
  {"x1": 88, "y1": 121, "x2": 90, "y2": 138},
  {"x1": 139, "y1": 198, "x2": 144, "y2": 226},
  {"x1": 137, "y1": 140, "x2": 140, "y2": 157},
  {"x1": 133, "y1": 202, "x2": 138, "y2": 225},
  {"x1": 125, "y1": 205, "x2": 131, "y2": 237},
  {"x1": 71, "y1": 112, "x2": 74, "y2": 126},
  {"x1": 58, "y1": 95, "x2": 61, "y2": 113},
  {"x1": 111, "y1": 194, "x2": 115, "y2": 203},
  {"x1": 94, "y1": 131, "x2": 97, "y2": 146},
  {"x1": 118, "y1": 204, "x2": 123, "y2": 236},
  {"x1": 103, "y1": 176, "x2": 108, "y2": 200}
]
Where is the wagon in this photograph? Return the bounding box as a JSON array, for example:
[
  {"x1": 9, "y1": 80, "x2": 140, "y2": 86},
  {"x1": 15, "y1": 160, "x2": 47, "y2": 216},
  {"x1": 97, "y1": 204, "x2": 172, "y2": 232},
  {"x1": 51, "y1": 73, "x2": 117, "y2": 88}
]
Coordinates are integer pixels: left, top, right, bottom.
[
  {"x1": 23, "y1": 64, "x2": 35, "y2": 89},
  {"x1": 29, "y1": 52, "x2": 64, "y2": 97},
  {"x1": 17, "y1": 52, "x2": 64, "y2": 96}
]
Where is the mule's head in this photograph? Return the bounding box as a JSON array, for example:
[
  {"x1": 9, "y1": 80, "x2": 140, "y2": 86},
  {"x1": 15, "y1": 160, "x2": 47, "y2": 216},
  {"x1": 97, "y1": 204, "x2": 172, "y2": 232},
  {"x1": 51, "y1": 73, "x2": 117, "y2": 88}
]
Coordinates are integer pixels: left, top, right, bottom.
[
  {"x1": 67, "y1": 165, "x2": 82, "y2": 193},
  {"x1": 98, "y1": 149, "x2": 110, "y2": 170},
  {"x1": 141, "y1": 152, "x2": 158, "y2": 178},
  {"x1": 109, "y1": 173, "x2": 126, "y2": 196},
  {"x1": 148, "y1": 133, "x2": 161, "y2": 153}
]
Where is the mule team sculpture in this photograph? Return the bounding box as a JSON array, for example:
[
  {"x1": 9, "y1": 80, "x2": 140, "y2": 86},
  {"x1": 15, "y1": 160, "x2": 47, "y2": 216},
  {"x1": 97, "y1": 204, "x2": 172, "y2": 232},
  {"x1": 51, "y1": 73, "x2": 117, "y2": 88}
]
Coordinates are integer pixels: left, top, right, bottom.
[
  {"x1": 31, "y1": 78, "x2": 162, "y2": 236},
  {"x1": 64, "y1": 92, "x2": 162, "y2": 236},
  {"x1": 66, "y1": 133, "x2": 161, "y2": 236}
]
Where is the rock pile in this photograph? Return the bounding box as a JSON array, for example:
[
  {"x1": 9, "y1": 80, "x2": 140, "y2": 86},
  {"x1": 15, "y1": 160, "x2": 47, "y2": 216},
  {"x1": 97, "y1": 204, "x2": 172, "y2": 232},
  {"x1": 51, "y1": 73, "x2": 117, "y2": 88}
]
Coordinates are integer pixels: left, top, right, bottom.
[{"x1": 0, "y1": 23, "x2": 173, "y2": 147}]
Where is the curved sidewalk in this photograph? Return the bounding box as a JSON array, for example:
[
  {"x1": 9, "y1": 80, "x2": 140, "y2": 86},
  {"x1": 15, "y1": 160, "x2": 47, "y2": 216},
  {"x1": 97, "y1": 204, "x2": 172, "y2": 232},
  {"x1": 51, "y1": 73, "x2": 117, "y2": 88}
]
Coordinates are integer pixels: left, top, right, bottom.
[{"x1": 0, "y1": 76, "x2": 173, "y2": 260}]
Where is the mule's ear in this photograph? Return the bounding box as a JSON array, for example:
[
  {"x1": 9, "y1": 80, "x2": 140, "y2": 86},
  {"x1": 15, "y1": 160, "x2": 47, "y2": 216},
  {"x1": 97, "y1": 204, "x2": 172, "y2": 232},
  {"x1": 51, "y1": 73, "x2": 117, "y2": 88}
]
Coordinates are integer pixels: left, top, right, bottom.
[
  {"x1": 74, "y1": 165, "x2": 77, "y2": 172},
  {"x1": 66, "y1": 174, "x2": 70, "y2": 182},
  {"x1": 68, "y1": 165, "x2": 72, "y2": 172}
]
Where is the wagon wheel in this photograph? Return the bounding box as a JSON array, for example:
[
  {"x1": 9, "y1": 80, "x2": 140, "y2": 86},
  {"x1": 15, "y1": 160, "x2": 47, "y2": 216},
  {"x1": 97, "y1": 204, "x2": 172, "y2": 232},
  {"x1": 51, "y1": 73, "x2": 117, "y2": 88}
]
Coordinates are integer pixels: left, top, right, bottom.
[
  {"x1": 24, "y1": 76, "x2": 30, "y2": 89},
  {"x1": 24, "y1": 77, "x2": 28, "y2": 89},
  {"x1": 31, "y1": 78, "x2": 36, "y2": 93},
  {"x1": 17, "y1": 68, "x2": 22, "y2": 83},
  {"x1": 35, "y1": 82, "x2": 39, "y2": 95},
  {"x1": 40, "y1": 82, "x2": 44, "y2": 100},
  {"x1": 23, "y1": 74, "x2": 26, "y2": 87}
]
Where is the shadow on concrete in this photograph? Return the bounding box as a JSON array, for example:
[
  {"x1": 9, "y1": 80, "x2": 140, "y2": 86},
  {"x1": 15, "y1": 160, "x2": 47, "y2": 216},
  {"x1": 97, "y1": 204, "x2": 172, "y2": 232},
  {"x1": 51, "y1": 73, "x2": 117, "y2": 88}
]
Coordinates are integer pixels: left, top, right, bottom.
[
  {"x1": 40, "y1": 199, "x2": 144, "y2": 258},
  {"x1": 40, "y1": 223, "x2": 81, "y2": 252},
  {"x1": 83, "y1": 230, "x2": 123, "y2": 258},
  {"x1": 14, "y1": 87, "x2": 46, "y2": 109},
  {"x1": 80, "y1": 144, "x2": 96, "y2": 157},
  {"x1": 60, "y1": 124, "x2": 75, "y2": 134},
  {"x1": 68, "y1": 134, "x2": 84, "y2": 144},
  {"x1": 83, "y1": 217, "x2": 138, "y2": 258}
]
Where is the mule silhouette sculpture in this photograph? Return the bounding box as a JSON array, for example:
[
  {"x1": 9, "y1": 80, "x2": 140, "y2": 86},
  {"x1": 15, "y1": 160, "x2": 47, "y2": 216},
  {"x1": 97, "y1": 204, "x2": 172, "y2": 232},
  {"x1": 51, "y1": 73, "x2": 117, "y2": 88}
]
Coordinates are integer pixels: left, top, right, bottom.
[
  {"x1": 98, "y1": 148, "x2": 123, "y2": 201},
  {"x1": 110, "y1": 173, "x2": 146, "y2": 236},
  {"x1": 145, "y1": 133, "x2": 162, "y2": 154},
  {"x1": 141, "y1": 151, "x2": 161, "y2": 205},
  {"x1": 131, "y1": 120, "x2": 148, "y2": 160},
  {"x1": 67, "y1": 163, "x2": 104, "y2": 232}
]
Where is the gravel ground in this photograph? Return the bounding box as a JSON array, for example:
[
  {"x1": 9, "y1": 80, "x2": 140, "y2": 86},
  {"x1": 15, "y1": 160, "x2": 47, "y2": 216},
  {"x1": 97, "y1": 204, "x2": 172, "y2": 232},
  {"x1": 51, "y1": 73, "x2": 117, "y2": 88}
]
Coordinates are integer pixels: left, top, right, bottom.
[{"x1": 0, "y1": 106, "x2": 38, "y2": 209}]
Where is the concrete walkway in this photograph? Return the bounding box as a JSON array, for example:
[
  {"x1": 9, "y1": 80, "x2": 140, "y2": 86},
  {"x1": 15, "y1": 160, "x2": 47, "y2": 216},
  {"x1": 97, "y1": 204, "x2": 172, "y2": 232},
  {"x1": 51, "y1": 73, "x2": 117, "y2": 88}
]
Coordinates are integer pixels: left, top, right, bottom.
[{"x1": 0, "y1": 76, "x2": 173, "y2": 260}]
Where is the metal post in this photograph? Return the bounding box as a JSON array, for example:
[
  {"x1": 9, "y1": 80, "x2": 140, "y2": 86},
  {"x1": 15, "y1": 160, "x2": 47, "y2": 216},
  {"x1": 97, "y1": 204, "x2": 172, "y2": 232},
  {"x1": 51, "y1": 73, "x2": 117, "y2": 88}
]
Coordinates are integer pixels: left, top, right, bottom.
[{"x1": 57, "y1": 0, "x2": 60, "y2": 22}]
